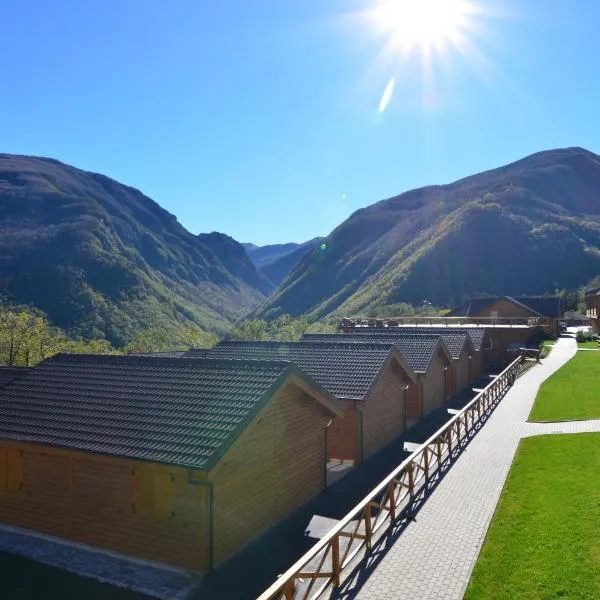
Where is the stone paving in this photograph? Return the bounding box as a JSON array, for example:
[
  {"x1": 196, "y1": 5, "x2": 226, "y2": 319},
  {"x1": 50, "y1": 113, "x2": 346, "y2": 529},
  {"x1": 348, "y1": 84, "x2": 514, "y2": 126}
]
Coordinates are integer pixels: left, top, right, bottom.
[{"x1": 344, "y1": 335, "x2": 588, "y2": 600}]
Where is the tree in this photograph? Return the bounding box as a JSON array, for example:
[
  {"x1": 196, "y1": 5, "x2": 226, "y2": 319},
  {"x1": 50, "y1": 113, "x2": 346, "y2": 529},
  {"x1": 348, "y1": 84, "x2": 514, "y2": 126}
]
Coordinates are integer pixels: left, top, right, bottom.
[
  {"x1": 230, "y1": 319, "x2": 269, "y2": 341},
  {"x1": 123, "y1": 328, "x2": 173, "y2": 354}
]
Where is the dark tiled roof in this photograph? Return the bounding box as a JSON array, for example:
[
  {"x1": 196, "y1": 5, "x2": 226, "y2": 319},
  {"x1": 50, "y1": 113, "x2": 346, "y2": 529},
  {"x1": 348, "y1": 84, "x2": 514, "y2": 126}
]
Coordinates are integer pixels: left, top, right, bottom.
[
  {"x1": 585, "y1": 287, "x2": 600, "y2": 297},
  {"x1": 129, "y1": 351, "x2": 186, "y2": 357},
  {"x1": 0, "y1": 367, "x2": 31, "y2": 389},
  {"x1": 448, "y1": 296, "x2": 563, "y2": 319},
  {"x1": 512, "y1": 297, "x2": 563, "y2": 318},
  {"x1": 196, "y1": 341, "x2": 412, "y2": 400},
  {"x1": 0, "y1": 354, "x2": 338, "y2": 470},
  {"x1": 446, "y1": 298, "x2": 496, "y2": 317},
  {"x1": 300, "y1": 335, "x2": 444, "y2": 374},
  {"x1": 330, "y1": 327, "x2": 484, "y2": 354},
  {"x1": 183, "y1": 349, "x2": 214, "y2": 359}
]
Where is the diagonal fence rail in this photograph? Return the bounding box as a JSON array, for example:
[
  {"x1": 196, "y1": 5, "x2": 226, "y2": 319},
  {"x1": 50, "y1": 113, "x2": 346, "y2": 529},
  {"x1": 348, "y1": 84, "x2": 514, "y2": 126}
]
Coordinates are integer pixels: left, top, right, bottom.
[{"x1": 257, "y1": 355, "x2": 525, "y2": 600}]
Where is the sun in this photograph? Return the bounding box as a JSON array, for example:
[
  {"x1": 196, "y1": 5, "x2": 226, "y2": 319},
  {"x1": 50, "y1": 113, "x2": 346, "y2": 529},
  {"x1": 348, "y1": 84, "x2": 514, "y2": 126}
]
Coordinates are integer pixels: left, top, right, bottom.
[{"x1": 373, "y1": 0, "x2": 474, "y2": 52}]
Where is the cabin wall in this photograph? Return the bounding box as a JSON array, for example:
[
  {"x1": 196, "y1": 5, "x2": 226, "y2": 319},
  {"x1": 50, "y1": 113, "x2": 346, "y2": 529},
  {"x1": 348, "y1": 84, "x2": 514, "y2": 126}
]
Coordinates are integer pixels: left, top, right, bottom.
[
  {"x1": 474, "y1": 298, "x2": 534, "y2": 319},
  {"x1": 0, "y1": 442, "x2": 209, "y2": 572},
  {"x1": 405, "y1": 382, "x2": 422, "y2": 429},
  {"x1": 455, "y1": 353, "x2": 470, "y2": 392},
  {"x1": 209, "y1": 384, "x2": 330, "y2": 567},
  {"x1": 362, "y1": 361, "x2": 407, "y2": 460},
  {"x1": 422, "y1": 352, "x2": 446, "y2": 416},
  {"x1": 328, "y1": 402, "x2": 359, "y2": 463}
]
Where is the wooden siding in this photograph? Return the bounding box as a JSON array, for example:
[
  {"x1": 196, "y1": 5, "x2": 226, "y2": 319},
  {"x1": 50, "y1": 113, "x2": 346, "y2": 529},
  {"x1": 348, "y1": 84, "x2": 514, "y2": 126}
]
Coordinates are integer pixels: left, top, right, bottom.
[
  {"x1": 209, "y1": 383, "x2": 331, "y2": 567},
  {"x1": 328, "y1": 402, "x2": 359, "y2": 463},
  {"x1": 362, "y1": 360, "x2": 407, "y2": 459},
  {"x1": 455, "y1": 353, "x2": 470, "y2": 392},
  {"x1": 0, "y1": 442, "x2": 210, "y2": 572},
  {"x1": 477, "y1": 297, "x2": 534, "y2": 319},
  {"x1": 405, "y1": 383, "x2": 422, "y2": 428},
  {"x1": 421, "y1": 351, "x2": 446, "y2": 416}
]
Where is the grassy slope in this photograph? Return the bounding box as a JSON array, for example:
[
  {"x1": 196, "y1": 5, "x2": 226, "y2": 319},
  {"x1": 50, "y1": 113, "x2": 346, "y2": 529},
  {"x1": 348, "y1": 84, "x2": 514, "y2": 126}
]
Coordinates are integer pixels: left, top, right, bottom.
[
  {"x1": 465, "y1": 434, "x2": 600, "y2": 600},
  {"x1": 529, "y1": 351, "x2": 600, "y2": 421}
]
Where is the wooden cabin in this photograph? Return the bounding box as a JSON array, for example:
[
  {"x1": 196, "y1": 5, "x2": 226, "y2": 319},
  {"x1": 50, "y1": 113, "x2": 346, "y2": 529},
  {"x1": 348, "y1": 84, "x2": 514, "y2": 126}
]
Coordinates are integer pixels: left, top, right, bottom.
[
  {"x1": 448, "y1": 295, "x2": 564, "y2": 335},
  {"x1": 0, "y1": 354, "x2": 342, "y2": 573},
  {"x1": 300, "y1": 334, "x2": 455, "y2": 425},
  {"x1": 192, "y1": 342, "x2": 418, "y2": 465},
  {"x1": 311, "y1": 329, "x2": 479, "y2": 392}
]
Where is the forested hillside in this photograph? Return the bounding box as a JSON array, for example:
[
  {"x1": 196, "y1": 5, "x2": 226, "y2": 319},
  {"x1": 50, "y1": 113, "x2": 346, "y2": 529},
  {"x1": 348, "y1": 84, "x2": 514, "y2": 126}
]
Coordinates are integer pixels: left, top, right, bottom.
[
  {"x1": 0, "y1": 154, "x2": 267, "y2": 345},
  {"x1": 257, "y1": 147, "x2": 600, "y2": 320}
]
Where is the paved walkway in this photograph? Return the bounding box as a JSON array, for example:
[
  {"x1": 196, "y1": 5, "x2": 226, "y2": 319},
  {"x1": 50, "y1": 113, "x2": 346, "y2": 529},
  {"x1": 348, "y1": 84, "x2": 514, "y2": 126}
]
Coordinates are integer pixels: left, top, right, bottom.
[{"x1": 344, "y1": 335, "x2": 583, "y2": 600}]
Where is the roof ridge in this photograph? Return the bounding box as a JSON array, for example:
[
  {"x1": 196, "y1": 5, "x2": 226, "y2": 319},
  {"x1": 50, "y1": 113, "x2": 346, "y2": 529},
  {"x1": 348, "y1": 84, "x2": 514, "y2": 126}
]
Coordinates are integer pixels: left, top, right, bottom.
[{"x1": 45, "y1": 353, "x2": 295, "y2": 370}]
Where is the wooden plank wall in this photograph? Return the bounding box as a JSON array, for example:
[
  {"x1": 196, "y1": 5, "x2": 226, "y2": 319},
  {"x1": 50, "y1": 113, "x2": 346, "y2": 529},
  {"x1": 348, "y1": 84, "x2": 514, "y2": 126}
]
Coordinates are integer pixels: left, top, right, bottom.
[
  {"x1": 455, "y1": 354, "x2": 470, "y2": 392},
  {"x1": 362, "y1": 360, "x2": 406, "y2": 460},
  {"x1": 209, "y1": 383, "x2": 331, "y2": 567},
  {"x1": 0, "y1": 442, "x2": 209, "y2": 572},
  {"x1": 422, "y1": 352, "x2": 446, "y2": 416},
  {"x1": 327, "y1": 402, "x2": 359, "y2": 463}
]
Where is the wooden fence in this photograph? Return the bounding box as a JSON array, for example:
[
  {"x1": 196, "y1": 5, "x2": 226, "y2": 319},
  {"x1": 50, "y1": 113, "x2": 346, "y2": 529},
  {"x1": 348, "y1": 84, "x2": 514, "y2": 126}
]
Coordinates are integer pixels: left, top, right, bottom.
[{"x1": 257, "y1": 354, "x2": 525, "y2": 600}]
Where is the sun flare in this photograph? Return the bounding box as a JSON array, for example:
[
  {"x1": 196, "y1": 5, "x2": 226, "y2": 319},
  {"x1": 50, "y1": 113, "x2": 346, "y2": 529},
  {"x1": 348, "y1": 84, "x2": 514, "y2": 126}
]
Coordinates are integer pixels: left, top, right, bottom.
[{"x1": 374, "y1": 0, "x2": 474, "y2": 52}]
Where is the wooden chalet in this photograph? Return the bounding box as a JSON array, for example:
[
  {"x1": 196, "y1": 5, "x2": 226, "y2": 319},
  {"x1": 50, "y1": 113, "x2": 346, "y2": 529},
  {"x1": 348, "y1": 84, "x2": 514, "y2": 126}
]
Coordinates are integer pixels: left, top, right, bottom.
[
  {"x1": 585, "y1": 288, "x2": 600, "y2": 332},
  {"x1": 190, "y1": 341, "x2": 418, "y2": 465},
  {"x1": 300, "y1": 334, "x2": 455, "y2": 426},
  {"x1": 311, "y1": 329, "x2": 480, "y2": 391},
  {"x1": 448, "y1": 295, "x2": 564, "y2": 334},
  {"x1": 0, "y1": 354, "x2": 343, "y2": 573}
]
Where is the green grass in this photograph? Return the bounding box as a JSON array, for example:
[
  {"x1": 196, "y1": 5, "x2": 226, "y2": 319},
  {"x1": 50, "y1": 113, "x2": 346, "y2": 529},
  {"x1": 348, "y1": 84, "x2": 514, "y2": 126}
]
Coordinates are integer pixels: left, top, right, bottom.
[
  {"x1": 528, "y1": 351, "x2": 600, "y2": 421},
  {"x1": 543, "y1": 340, "x2": 557, "y2": 346},
  {"x1": 465, "y1": 434, "x2": 600, "y2": 600},
  {"x1": 577, "y1": 340, "x2": 598, "y2": 349}
]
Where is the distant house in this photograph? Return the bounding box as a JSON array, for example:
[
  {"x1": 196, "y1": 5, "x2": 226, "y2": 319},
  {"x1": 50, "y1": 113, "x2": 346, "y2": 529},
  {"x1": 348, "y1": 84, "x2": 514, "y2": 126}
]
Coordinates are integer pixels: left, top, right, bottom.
[
  {"x1": 190, "y1": 341, "x2": 418, "y2": 465},
  {"x1": 300, "y1": 335, "x2": 455, "y2": 425},
  {"x1": 448, "y1": 295, "x2": 564, "y2": 334},
  {"x1": 585, "y1": 288, "x2": 600, "y2": 331},
  {"x1": 0, "y1": 354, "x2": 342, "y2": 573}
]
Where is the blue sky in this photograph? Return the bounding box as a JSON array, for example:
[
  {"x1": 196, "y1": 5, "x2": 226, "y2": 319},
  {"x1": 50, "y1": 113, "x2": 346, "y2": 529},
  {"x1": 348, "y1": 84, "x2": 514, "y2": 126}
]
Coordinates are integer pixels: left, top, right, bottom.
[{"x1": 2, "y1": 0, "x2": 599, "y2": 245}]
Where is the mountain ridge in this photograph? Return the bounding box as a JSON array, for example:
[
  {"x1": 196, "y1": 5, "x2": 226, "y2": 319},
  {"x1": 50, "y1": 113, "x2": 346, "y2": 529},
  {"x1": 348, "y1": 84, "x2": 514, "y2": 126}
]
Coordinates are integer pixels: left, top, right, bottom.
[
  {"x1": 256, "y1": 146, "x2": 600, "y2": 320},
  {"x1": 0, "y1": 153, "x2": 267, "y2": 344}
]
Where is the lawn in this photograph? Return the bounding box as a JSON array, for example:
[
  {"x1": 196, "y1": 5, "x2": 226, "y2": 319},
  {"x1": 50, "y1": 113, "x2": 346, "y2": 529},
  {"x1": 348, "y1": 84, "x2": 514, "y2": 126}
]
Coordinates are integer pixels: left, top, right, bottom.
[
  {"x1": 464, "y1": 434, "x2": 600, "y2": 600},
  {"x1": 577, "y1": 341, "x2": 598, "y2": 349},
  {"x1": 528, "y1": 351, "x2": 600, "y2": 421}
]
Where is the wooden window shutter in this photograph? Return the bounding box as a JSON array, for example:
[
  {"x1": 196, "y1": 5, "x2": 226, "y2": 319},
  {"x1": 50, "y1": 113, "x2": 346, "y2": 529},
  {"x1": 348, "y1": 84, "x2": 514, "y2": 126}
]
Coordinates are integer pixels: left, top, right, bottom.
[
  {"x1": 132, "y1": 464, "x2": 154, "y2": 516},
  {"x1": 153, "y1": 471, "x2": 175, "y2": 520},
  {"x1": 0, "y1": 446, "x2": 6, "y2": 491},
  {"x1": 6, "y1": 447, "x2": 22, "y2": 491}
]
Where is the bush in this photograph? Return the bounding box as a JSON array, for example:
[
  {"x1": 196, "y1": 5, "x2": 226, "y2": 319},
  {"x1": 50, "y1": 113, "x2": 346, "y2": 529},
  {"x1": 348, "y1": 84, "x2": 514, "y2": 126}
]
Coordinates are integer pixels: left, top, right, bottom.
[{"x1": 576, "y1": 330, "x2": 596, "y2": 343}]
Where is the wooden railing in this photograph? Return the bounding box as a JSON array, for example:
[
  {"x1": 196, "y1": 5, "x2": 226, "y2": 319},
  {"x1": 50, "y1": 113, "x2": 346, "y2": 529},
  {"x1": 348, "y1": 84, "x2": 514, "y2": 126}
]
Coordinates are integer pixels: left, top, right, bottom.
[
  {"x1": 257, "y1": 355, "x2": 525, "y2": 600},
  {"x1": 339, "y1": 316, "x2": 550, "y2": 329}
]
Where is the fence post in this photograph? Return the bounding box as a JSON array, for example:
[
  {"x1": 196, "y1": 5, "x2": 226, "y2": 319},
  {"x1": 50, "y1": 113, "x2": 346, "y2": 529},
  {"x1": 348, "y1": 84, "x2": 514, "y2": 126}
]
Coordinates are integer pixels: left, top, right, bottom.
[
  {"x1": 363, "y1": 505, "x2": 373, "y2": 550},
  {"x1": 423, "y1": 447, "x2": 430, "y2": 481},
  {"x1": 283, "y1": 580, "x2": 295, "y2": 600},
  {"x1": 331, "y1": 535, "x2": 341, "y2": 588},
  {"x1": 388, "y1": 481, "x2": 397, "y2": 519},
  {"x1": 408, "y1": 461, "x2": 415, "y2": 499}
]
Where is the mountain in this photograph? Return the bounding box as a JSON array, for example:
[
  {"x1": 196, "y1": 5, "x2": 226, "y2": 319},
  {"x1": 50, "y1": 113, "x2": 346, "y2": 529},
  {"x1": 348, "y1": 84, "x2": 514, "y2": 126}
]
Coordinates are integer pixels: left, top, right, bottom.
[
  {"x1": 244, "y1": 238, "x2": 324, "y2": 287},
  {"x1": 256, "y1": 147, "x2": 600, "y2": 320},
  {"x1": 243, "y1": 241, "x2": 304, "y2": 268},
  {"x1": 0, "y1": 154, "x2": 267, "y2": 345}
]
